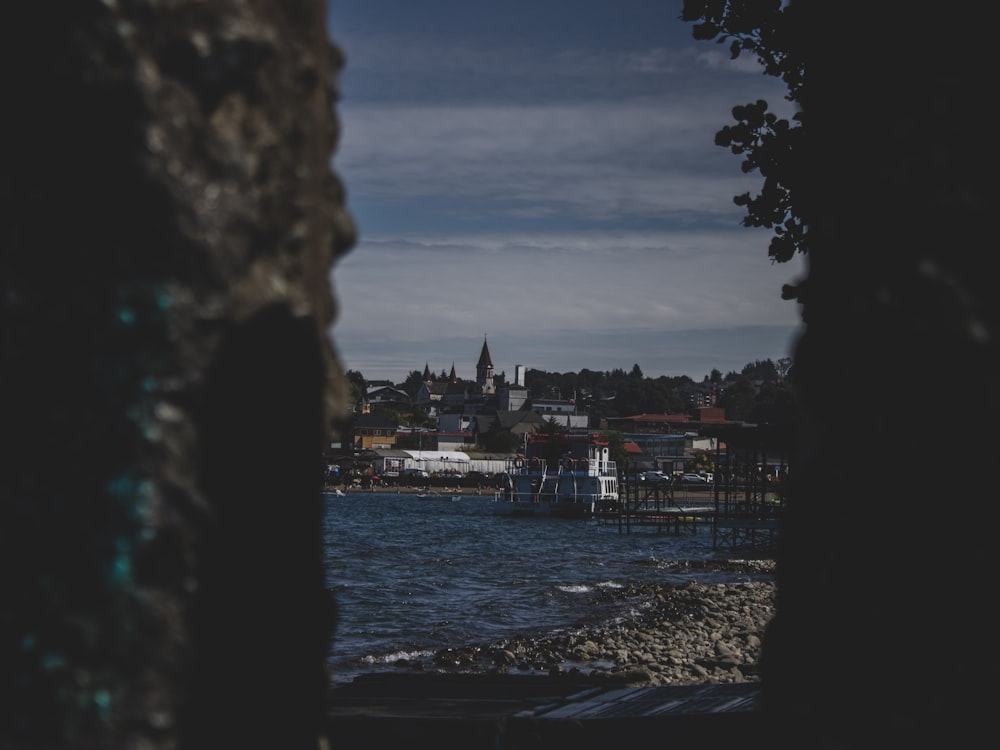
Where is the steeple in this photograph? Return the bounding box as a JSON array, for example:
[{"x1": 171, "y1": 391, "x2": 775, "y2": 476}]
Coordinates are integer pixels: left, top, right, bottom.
[
  {"x1": 423, "y1": 362, "x2": 431, "y2": 381},
  {"x1": 477, "y1": 337, "x2": 493, "y2": 369},
  {"x1": 475, "y1": 336, "x2": 495, "y2": 395},
  {"x1": 449, "y1": 362, "x2": 457, "y2": 383}
]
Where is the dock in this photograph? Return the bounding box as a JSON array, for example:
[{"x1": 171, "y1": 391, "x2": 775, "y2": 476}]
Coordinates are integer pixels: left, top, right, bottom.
[
  {"x1": 327, "y1": 673, "x2": 769, "y2": 749},
  {"x1": 596, "y1": 479, "x2": 781, "y2": 554},
  {"x1": 595, "y1": 501, "x2": 717, "y2": 535}
]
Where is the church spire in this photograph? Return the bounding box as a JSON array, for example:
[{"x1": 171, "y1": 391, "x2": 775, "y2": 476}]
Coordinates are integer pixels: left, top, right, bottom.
[
  {"x1": 475, "y1": 336, "x2": 495, "y2": 395},
  {"x1": 423, "y1": 362, "x2": 431, "y2": 381},
  {"x1": 477, "y1": 336, "x2": 493, "y2": 368},
  {"x1": 449, "y1": 362, "x2": 457, "y2": 383}
]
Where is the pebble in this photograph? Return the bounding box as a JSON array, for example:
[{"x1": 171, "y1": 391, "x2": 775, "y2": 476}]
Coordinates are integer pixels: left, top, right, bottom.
[{"x1": 416, "y1": 560, "x2": 777, "y2": 687}]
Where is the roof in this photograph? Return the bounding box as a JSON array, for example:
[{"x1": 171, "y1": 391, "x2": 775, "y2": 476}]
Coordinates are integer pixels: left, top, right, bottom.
[
  {"x1": 477, "y1": 338, "x2": 493, "y2": 368},
  {"x1": 366, "y1": 448, "x2": 411, "y2": 459},
  {"x1": 366, "y1": 385, "x2": 409, "y2": 400},
  {"x1": 493, "y1": 410, "x2": 545, "y2": 430}
]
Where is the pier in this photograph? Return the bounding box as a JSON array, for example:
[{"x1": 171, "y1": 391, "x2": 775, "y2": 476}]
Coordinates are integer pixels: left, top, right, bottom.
[
  {"x1": 595, "y1": 481, "x2": 717, "y2": 535},
  {"x1": 597, "y1": 479, "x2": 781, "y2": 554},
  {"x1": 598, "y1": 424, "x2": 791, "y2": 554}
]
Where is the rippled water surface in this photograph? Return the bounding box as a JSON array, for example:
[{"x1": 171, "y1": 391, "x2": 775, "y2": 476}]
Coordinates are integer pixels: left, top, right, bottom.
[{"x1": 323, "y1": 491, "x2": 763, "y2": 684}]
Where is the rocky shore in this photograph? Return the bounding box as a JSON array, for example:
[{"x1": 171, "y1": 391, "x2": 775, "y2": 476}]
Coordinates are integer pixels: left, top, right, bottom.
[{"x1": 387, "y1": 559, "x2": 776, "y2": 688}]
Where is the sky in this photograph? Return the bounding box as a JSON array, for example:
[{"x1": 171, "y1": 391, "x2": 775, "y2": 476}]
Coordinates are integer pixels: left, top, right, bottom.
[{"x1": 324, "y1": 0, "x2": 805, "y2": 384}]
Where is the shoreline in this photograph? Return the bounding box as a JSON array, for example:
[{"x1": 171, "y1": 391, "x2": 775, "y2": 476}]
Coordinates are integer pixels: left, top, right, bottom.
[
  {"x1": 335, "y1": 560, "x2": 776, "y2": 689},
  {"x1": 324, "y1": 483, "x2": 498, "y2": 496}
]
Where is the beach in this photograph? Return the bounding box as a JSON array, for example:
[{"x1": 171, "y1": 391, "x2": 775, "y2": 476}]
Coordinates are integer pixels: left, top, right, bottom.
[{"x1": 372, "y1": 560, "x2": 776, "y2": 688}]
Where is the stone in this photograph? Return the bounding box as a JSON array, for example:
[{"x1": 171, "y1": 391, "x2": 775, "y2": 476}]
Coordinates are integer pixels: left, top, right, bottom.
[{"x1": 2, "y1": 2, "x2": 352, "y2": 748}]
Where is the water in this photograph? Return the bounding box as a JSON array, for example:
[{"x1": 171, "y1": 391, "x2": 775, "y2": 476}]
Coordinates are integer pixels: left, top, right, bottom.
[{"x1": 322, "y1": 490, "x2": 768, "y2": 685}]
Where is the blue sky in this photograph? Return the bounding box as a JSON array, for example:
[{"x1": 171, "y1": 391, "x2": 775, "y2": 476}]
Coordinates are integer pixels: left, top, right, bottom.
[{"x1": 325, "y1": 0, "x2": 805, "y2": 383}]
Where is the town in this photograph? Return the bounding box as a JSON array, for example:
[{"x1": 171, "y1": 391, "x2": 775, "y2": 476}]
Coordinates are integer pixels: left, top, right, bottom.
[{"x1": 324, "y1": 338, "x2": 793, "y2": 490}]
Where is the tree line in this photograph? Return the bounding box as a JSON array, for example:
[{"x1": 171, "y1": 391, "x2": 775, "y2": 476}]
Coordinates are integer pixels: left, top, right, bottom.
[{"x1": 345, "y1": 356, "x2": 796, "y2": 428}]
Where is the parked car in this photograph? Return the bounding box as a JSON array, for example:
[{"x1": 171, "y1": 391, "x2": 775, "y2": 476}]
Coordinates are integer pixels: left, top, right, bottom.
[
  {"x1": 679, "y1": 473, "x2": 708, "y2": 484},
  {"x1": 400, "y1": 468, "x2": 429, "y2": 479},
  {"x1": 639, "y1": 471, "x2": 670, "y2": 483}
]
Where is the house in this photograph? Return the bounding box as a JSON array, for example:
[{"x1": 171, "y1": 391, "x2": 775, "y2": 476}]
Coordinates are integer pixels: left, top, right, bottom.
[
  {"x1": 414, "y1": 380, "x2": 449, "y2": 415},
  {"x1": 351, "y1": 413, "x2": 397, "y2": 451},
  {"x1": 610, "y1": 408, "x2": 735, "y2": 471},
  {"x1": 361, "y1": 384, "x2": 409, "y2": 409},
  {"x1": 606, "y1": 413, "x2": 692, "y2": 434},
  {"x1": 497, "y1": 384, "x2": 529, "y2": 411},
  {"x1": 433, "y1": 431, "x2": 477, "y2": 452},
  {"x1": 470, "y1": 409, "x2": 546, "y2": 442},
  {"x1": 529, "y1": 397, "x2": 590, "y2": 431},
  {"x1": 416, "y1": 339, "x2": 500, "y2": 416},
  {"x1": 414, "y1": 362, "x2": 469, "y2": 415},
  {"x1": 395, "y1": 427, "x2": 476, "y2": 452}
]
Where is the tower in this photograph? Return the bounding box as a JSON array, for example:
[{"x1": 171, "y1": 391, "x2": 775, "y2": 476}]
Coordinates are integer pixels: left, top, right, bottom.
[
  {"x1": 514, "y1": 364, "x2": 526, "y2": 387},
  {"x1": 475, "y1": 337, "x2": 495, "y2": 395}
]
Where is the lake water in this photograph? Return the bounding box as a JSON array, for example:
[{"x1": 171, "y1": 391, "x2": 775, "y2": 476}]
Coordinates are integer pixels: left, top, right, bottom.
[{"x1": 322, "y1": 490, "x2": 769, "y2": 685}]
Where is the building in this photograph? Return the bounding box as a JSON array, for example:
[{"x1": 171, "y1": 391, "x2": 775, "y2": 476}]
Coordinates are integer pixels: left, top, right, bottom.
[
  {"x1": 475, "y1": 337, "x2": 495, "y2": 395},
  {"x1": 351, "y1": 413, "x2": 397, "y2": 451}
]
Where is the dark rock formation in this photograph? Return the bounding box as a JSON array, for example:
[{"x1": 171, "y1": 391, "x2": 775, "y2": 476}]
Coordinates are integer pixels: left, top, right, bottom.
[{"x1": 2, "y1": 2, "x2": 353, "y2": 747}]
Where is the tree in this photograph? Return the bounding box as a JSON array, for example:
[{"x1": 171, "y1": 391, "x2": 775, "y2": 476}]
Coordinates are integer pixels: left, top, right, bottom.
[
  {"x1": 741, "y1": 358, "x2": 780, "y2": 384},
  {"x1": 748, "y1": 381, "x2": 796, "y2": 426},
  {"x1": 610, "y1": 380, "x2": 643, "y2": 418},
  {"x1": 556, "y1": 371, "x2": 579, "y2": 401},
  {"x1": 400, "y1": 369, "x2": 425, "y2": 398},
  {"x1": 394, "y1": 430, "x2": 422, "y2": 450},
  {"x1": 687, "y1": 449, "x2": 715, "y2": 475},
  {"x1": 718, "y1": 377, "x2": 756, "y2": 421},
  {"x1": 480, "y1": 424, "x2": 521, "y2": 453},
  {"x1": 538, "y1": 417, "x2": 568, "y2": 435},
  {"x1": 345, "y1": 369, "x2": 366, "y2": 405},
  {"x1": 681, "y1": 0, "x2": 807, "y2": 300},
  {"x1": 775, "y1": 356, "x2": 793, "y2": 381}
]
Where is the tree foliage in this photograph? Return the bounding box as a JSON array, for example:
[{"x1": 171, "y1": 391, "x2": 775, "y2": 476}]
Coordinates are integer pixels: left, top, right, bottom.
[
  {"x1": 400, "y1": 369, "x2": 425, "y2": 397},
  {"x1": 538, "y1": 417, "x2": 569, "y2": 435},
  {"x1": 345, "y1": 369, "x2": 366, "y2": 405},
  {"x1": 741, "y1": 358, "x2": 780, "y2": 384},
  {"x1": 347, "y1": 354, "x2": 795, "y2": 436},
  {"x1": 681, "y1": 0, "x2": 808, "y2": 301},
  {"x1": 717, "y1": 377, "x2": 757, "y2": 421}
]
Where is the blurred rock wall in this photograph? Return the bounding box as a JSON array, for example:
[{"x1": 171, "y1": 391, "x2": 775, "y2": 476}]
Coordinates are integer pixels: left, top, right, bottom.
[{"x1": 2, "y1": 1, "x2": 353, "y2": 747}]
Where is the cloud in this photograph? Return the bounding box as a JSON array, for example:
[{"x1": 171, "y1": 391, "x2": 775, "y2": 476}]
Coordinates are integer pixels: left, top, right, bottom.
[
  {"x1": 329, "y1": 229, "x2": 804, "y2": 380},
  {"x1": 335, "y1": 98, "x2": 779, "y2": 232},
  {"x1": 325, "y1": 0, "x2": 804, "y2": 382}
]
